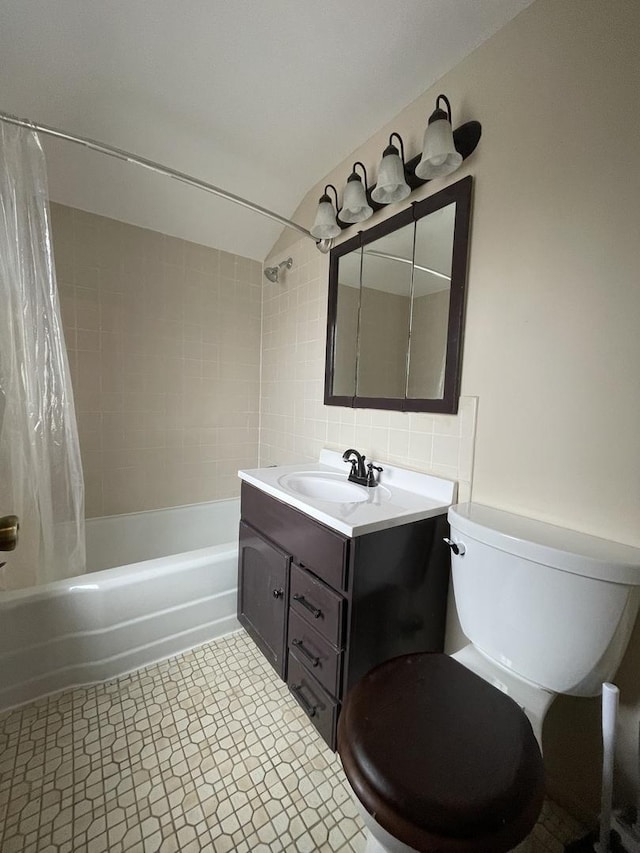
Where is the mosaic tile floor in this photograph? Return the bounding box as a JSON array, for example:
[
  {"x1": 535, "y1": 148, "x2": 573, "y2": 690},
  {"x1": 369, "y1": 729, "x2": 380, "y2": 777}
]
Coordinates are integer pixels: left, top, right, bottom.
[{"x1": 0, "y1": 630, "x2": 585, "y2": 852}]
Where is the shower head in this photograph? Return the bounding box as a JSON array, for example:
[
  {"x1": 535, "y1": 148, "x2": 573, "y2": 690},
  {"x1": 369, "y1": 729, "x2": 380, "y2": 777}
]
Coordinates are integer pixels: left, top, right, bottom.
[{"x1": 264, "y1": 257, "x2": 293, "y2": 283}]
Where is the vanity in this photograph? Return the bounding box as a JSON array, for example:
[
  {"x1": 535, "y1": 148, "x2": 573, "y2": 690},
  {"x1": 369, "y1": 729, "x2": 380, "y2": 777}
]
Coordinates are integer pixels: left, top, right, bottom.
[{"x1": 237, "y1": 450, "x2": 456, "y2": 749}]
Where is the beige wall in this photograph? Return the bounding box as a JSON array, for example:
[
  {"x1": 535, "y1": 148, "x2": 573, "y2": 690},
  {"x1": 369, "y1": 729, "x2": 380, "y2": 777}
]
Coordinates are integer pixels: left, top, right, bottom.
[
  {"x1": 51, "y1": 203, "x2": 262, "y2": 517},
  {"x1": 267, "y1": 0, "x2": 640, "y2": 819}
]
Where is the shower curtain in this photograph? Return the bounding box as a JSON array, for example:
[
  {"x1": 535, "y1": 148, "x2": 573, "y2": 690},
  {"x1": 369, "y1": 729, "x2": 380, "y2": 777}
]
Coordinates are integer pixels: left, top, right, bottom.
[{"x1": 0, "y1": 122, "x2": 85, "y2": 590}]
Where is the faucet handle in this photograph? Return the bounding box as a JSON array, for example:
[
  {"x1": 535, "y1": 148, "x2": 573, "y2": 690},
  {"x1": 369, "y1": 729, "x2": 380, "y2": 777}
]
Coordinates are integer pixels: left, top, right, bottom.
[
  {"x1": 344, "y1": 457, "x2": 358, "y2": 474},
  {"x1": 366, "y1": 463, "x2": 383, "y2": 486}
]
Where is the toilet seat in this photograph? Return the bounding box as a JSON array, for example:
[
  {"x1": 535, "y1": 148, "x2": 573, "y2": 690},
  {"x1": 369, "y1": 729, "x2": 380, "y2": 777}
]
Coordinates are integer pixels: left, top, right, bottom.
[{"x1": 338, "y1": 653, "x2": 545, "y2": 853}]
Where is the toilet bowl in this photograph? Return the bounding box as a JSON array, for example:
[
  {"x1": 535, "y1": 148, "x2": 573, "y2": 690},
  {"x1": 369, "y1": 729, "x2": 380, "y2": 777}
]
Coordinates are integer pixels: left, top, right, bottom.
[{"x1": 338, "y1": 502, "x2": 640, "y2": 853}]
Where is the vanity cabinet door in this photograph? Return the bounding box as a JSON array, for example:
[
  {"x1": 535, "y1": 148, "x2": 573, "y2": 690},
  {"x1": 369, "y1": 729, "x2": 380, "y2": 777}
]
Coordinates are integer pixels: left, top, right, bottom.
[{"x1": 238, "y1": 521, "x2": 291, "y2": 679}]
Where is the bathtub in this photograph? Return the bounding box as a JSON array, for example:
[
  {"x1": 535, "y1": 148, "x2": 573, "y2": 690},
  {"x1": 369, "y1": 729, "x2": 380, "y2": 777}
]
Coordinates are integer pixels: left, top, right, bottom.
[{"x1": 0, "y1": 498, "x2": 240, "y2": 712}]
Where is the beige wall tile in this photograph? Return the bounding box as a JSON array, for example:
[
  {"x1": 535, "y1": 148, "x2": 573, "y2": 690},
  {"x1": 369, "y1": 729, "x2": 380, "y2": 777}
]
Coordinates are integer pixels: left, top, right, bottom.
[{"x1": 50, "y1": 203, "x2": 261, "y2": 517}]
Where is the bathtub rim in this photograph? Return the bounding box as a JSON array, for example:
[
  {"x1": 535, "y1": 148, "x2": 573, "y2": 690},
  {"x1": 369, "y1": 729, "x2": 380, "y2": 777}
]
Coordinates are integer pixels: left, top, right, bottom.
[{"x1": 0, "y1": 541, "x2": 238, "y2": 606}]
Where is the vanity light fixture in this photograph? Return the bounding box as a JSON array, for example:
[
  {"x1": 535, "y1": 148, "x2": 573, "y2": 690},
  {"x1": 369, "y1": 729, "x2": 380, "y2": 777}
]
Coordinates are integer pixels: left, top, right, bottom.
[
  {"x1": 371, "y1": 133, "x2": 411, "y2": 205},
  {"x1": 415, "y1": 94, "x2": 463, "y2": 180},
  {"x1": 339, "y1": 162, "x2": 374, "y2": 224},
  {"x1": 312, "y1": 94, "x2": 481, "y2": 242},
  {"x1": 310, "y1": 184, "x2": 341, "y2": 240}
]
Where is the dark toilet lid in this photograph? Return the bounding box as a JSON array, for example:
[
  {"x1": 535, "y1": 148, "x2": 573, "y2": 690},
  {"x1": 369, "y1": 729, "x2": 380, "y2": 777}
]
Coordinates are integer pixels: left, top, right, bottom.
[{"x1": 338, "y1": 654, "x2": 545, "y2": 853}]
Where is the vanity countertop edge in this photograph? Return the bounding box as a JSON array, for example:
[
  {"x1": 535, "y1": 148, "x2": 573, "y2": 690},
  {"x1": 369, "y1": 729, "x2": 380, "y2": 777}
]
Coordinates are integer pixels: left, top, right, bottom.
[{"x1": 238, "y1": 450, "x2": 457, "y2": 537}]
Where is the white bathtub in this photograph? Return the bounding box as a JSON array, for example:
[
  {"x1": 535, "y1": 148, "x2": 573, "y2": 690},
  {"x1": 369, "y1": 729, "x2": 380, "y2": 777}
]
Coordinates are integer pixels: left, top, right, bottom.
[{"x1": 0, "y1": 498, "x2": 240, "y2": 712}]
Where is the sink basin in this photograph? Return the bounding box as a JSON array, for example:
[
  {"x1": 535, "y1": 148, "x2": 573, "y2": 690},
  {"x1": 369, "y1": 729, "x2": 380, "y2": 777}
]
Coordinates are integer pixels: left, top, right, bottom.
[{"x1": 278, "y1": 471, "x2": 371, "y2": 503}]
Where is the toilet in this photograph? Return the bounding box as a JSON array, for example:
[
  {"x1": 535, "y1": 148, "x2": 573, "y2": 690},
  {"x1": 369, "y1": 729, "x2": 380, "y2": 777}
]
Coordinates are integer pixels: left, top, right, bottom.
[{"x1": 338, "y1": 501, "x2": 640, "y2": 853}]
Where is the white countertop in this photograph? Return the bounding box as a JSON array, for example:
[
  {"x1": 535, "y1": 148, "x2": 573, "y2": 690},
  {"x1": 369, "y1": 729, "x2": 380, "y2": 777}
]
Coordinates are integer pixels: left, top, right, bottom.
[{"x1": 238, "y1": 450, "x2": 457, "y2": 537}]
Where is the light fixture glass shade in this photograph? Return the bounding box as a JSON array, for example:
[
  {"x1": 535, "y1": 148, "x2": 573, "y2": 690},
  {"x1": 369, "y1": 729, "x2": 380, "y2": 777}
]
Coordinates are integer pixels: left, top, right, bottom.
[
  {"x1": 340, "y1": 175, "x2": 373, "y2": 224},
  {"x1": 371, "y1": 146, "x2": 411, "y2": 204},
  {"x1": 415, "y1": 118, "x2": 462, "y2": 180},
  {"x1": 310, "y1": 195, "x2": 341, "y2": 239}
]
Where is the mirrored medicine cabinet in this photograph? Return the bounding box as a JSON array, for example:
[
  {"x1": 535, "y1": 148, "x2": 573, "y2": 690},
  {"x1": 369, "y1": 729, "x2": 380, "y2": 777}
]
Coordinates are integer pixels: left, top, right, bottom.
[{"x1": 324, "y1": 175, "x2": 472, "y2": 414}]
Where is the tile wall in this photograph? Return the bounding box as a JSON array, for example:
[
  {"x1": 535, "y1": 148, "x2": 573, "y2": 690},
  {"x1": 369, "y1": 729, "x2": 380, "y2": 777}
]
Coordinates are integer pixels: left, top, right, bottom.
[
  {"x1": 51, "y1": 204, "x2": 262, "y2": 518},
  {"x1": 261, "y1": 237, "x2": 477, "y2": 502}
]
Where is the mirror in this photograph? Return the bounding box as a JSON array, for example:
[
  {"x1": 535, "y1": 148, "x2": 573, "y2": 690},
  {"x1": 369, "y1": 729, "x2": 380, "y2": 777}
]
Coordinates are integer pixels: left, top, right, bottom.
[{"x1": 325, "y1": 175, "x2": 472, "y2": 413}]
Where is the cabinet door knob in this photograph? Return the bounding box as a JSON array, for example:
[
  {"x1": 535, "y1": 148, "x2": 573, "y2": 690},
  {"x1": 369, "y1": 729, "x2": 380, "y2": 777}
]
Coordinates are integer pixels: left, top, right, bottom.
[{"x1": 272, "y1": 588, "x2": 284, "y2": 599}]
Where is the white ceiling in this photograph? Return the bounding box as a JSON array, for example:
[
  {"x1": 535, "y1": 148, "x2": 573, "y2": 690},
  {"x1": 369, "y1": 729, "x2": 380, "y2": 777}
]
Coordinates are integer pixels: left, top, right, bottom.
[{"x1": 0, "y1": 0, "x2": 532, "y2": 260}]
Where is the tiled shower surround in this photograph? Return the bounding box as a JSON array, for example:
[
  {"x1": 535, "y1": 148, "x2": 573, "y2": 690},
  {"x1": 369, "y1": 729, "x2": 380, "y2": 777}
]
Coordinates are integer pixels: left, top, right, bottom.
[
  {"x1": 50, "y1": 204, "x2": 262, "y2": 518},
  {"x1": 0, "y1": 631, "x2": 584, "y2": 853}
]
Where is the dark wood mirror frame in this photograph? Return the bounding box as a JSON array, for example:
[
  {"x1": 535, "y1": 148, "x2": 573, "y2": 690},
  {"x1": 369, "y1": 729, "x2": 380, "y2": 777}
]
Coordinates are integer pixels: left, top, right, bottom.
[{"x1": 324, "y1": 175, "x2": 472, "y2": 414}]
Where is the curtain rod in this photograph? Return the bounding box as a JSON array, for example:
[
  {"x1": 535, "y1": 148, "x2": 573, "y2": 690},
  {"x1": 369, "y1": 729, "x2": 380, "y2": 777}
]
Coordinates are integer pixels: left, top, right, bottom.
[{"x1": 0, "y1": 110, "x2": 316, "y2": 243}]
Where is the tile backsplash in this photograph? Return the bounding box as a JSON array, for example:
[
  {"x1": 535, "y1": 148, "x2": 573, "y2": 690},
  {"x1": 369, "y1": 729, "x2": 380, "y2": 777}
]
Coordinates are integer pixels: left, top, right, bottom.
[
  {"x1": 51, "y1": 203, "x2": 262, "y2": 517},
  {"x1": 260, "y1": 237, "x2": 477, "y2": 502}
]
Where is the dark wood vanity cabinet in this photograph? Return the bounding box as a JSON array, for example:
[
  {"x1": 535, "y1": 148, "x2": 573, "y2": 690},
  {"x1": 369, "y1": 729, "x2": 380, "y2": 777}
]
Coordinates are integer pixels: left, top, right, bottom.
[
  {"x1": 237, "y1": 521, "x2": 290, "y2": 678},
  {"x1": 238, "y1": 482, "x2": 450, "y2": 749}
]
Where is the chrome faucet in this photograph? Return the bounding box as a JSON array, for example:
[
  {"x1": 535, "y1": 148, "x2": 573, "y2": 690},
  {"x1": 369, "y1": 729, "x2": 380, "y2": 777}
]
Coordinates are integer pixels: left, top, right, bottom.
[{"x1": 342, "y1": 449, "x2": 383, "y2": 488}]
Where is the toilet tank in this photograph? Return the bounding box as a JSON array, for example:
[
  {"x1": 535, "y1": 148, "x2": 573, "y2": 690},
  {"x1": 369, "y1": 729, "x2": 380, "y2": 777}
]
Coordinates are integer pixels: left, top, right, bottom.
[{"x1": 447, "y1": 503, "x2": 640, "y2": 697}]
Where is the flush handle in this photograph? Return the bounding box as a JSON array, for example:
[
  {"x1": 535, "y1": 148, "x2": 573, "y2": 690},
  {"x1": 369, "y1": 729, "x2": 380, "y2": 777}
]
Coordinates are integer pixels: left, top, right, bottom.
[
  {"x1": 0, "y1": 515, "x2": 19, "y2": 551},
  {"x1": 443, "y1": 537, "x2": 465, "y2": 556}
]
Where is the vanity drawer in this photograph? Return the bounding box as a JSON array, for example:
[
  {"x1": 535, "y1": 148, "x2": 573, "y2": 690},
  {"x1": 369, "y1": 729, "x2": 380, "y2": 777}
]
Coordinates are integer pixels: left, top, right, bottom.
[
  {"x1": 288, "y1": 609, "x2": 342, "y2": 697},
  {"x1": 287, "y1": 650, "x2": 339, "y2": 750},
  {"x1": 241, "y1": 483, "x2": 349, "y2": 590},
  {"x1": 290, "y1": 563, "x2": 345, "y2": 648}
]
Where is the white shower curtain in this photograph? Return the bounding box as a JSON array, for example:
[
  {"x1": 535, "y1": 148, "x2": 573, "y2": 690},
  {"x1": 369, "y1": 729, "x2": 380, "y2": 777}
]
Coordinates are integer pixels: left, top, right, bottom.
[{"x1": 0, "y1": 122, "x2": 85, "y2": 589}]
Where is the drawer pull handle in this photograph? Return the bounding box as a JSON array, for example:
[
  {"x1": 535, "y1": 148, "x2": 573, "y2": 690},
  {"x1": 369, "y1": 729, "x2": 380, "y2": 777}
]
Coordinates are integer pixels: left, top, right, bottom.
[
  {"x1": 291, "y1": 684, "x2": 317, "y2": 718},
  {"x1": 272, "y1": 588, "x2": 284, "y2": 599},
  {"x1": 292, "y1": 639, "x2": 320, "y2": 667},
  {"x1": 293, "y1": 594, "x2": 322, "y2": 619}
]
